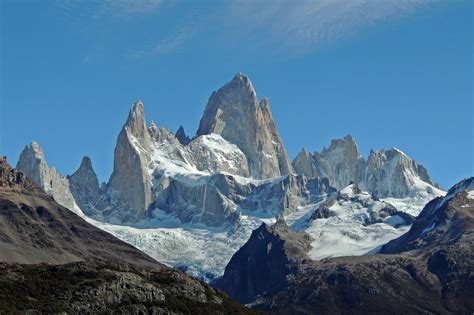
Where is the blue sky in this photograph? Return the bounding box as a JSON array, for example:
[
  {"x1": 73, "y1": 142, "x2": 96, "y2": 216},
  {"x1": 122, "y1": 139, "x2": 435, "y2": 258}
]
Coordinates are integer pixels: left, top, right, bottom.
[{"x1": 1, "y1": 0, "x2": 472, "y2": 189}]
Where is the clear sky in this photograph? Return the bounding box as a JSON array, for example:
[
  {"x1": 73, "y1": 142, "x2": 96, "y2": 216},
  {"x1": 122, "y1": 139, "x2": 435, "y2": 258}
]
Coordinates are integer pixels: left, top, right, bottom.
[{"x1": 1, "y1": 0, "x2": 472, "y2": 189}]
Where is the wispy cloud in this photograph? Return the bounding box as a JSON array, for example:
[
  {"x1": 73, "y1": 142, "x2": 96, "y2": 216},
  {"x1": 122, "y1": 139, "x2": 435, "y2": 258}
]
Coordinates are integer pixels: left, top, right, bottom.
[
  {"x1": 56, "y1": 0, "x2": 439, "y2": 60},
  {"x1": 132, "y1": 27, "x2": 194, "y2": 58},
  {"x1": 151, "y1": 28, "x2": 191, "y2": 55},
  {"x1": 56, "y1": 0, "x2": 164, "y2": 18},
  {"x1": 224, "y1": 0, "x2": 436, "y2": 54}
]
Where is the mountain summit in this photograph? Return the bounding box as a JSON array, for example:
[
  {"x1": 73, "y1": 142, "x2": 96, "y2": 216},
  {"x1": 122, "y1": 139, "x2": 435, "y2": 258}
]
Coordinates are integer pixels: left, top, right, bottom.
[
  {"x1": 108, "y1": 100, "x2": 153, "y2": 218},
  {"x1": 197, "y1": 73, "x2": 293, "y2": 179},
  {"x1": 293, "y1": 135, "x2": 440, "y2": 197}
]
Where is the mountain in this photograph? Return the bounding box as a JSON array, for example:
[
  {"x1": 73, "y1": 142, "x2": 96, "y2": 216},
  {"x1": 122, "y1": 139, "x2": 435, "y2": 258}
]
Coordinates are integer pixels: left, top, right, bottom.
[
  {"x1": 0, "y1": 157, "x2": 256, "y2": 314},
  {"x1": 17, "y1": 98, "x2": 333, "y2": 227},
  {"x1": 108, "y1": 100, "x2": 154, "y2": 219},
  {"x1": 175, "y1": 125, "x2": 191, "y2": 145},
  {"x1": 293, "y1": 135, "x2": 440, "y2": 198},
  {"x1": 216, "y1": 219, "x2": 313, "y2": 303},
  {"x1": 69, "y1": 156, "x2": 101, "y2": 216},
  {"x1": 197, "y1": 73, "x2": 293, "y2": 179},
  {"x1": 381, "y1": 177, "x2": 474, "y2": 253},
  {"x1": 16, "y1": 141, "x2": 81, "y2": 213},
  {"x1": 218, "y1": 178, "x2": 474, "y2": 313},
  {"x1": 13, "y1": 74, "x2": 445, "y2": 279},
  {"x1": 1, "y1": 157, "x2": 158, "y2": 267}
]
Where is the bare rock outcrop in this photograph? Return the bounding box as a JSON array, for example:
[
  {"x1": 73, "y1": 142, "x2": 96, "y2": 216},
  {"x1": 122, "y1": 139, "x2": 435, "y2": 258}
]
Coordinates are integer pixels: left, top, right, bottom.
[
  {"x1": 216, "y1": 219, "x2": 313, "y2": 303},
  {"x1": 0, "y1": 158, "x2": 255, "y2": 314},
  {"x1": 197, "y1": 73, "x2": 293, "y2": 179},
  {"x1": 108, "y1": 100, "x2": 153, "y2": 219},
  {"x1": 218, "y1": 178, "x2": 474, "y2": 313},
  {"x1": 16, "y1": 141, "x2": 79, "y2": 212},
  {"x1": 175, "y1": 125, "x2": 191, "y2": 145},
  {"x1": 69, "y1": 156, "x2": 101, "y2": 215},
  {"x1": 293, "y1": 135, "x2": 440, "y2": 198}
]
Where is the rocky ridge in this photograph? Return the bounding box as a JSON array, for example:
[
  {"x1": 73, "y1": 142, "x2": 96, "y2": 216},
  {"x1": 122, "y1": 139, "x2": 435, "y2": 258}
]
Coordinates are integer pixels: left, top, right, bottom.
[
  {"x1": 293, "y1": 135, "x2": 441, "y2": 197},
  {"x1": 0, "y1": 157, "x2": 257, "y2": 314},
  {"x1": 219, "y1": 178, "x2": 474, "y2": 313},
  {"x1": 13, "y1": 73, "x2": 446, "y2": 278}
]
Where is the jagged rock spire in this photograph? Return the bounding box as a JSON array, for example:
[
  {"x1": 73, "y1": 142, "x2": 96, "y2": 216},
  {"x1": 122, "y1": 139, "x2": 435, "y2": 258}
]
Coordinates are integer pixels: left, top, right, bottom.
[
  {"x1": 293, "y1": 135, "x2": 440, "y2": 197},
  {"x1": 16, "y1": 141, "x2": 79, "y2": 211},
  {"x1": 197, "y1": 73, "x2": 293, "y2": 179},
  {"x1": 69, "y1": 156, "x2": 100, "y2": 215},
  {"x1": 108, "y1": 100, "x2": 153, "y2": 218},
  {"x1": 175, "y1": 125, "x2": 190, "y2": 145},
  {"x1": 293, "y1": 147, "x2": 320, "y2": 178}
]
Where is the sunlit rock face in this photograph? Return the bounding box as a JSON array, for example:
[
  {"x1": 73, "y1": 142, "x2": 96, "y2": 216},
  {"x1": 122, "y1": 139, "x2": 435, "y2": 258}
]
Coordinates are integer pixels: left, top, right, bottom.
[{"x1": 197, "y1": 73, "x2": 293, "y2": 180}]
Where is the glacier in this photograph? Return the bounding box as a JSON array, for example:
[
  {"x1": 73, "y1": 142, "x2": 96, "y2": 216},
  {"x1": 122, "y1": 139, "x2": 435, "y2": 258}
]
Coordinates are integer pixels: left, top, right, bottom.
[{"x1": 14, "y1": 73, "x2": 446, "y2": 280}]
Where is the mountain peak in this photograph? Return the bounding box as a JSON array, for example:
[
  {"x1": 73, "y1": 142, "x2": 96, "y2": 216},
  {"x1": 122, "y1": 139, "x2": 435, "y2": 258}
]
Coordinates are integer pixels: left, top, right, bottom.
[
  {"x1": 123, "y1": 100, "x2": 151, "y2": 147},
  {"x1": 231, "y1": 72, "x2": 250, "y2": 84},
  {"x1": 24, "y1": 141, "x2": 45, "y2": 160},
  {"x1": 226, "y1": 72, "x2": 256, "y2": 98},
  {"x1": 197, "y1": 73, "x2": 292, "y2": 179},
  {"x1": 79, "y1": 156, "x2": 93, "y2": 171},
  {"x1": 126, "y1": 100, "x2": 146, "y2": 127},
  {"x1": 381, "y1": 177, "x2": 473, "y2": 254},
  {"x1": 326, "y1": 135, "x2": 359, "y2": 154},
  {"x1": 175, "y1": 125, "x2": 190, "y2": 145},
  {"x1": 219, "y1": 219, "x2": 313, "y2": 303},
  {"x1": 130, "y1": 99, "x2": 144, "y2": 113},
  {"x1": 69, "y1": 156, "x2": 100, "y2": 215}
]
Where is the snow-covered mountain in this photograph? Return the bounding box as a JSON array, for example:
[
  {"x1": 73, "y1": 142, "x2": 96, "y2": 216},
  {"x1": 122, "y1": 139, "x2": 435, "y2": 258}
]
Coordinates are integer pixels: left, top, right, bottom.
[
  {"x1": 293, "y1": 134, "x2": 440, "y2": 197},
  {"x1": 217, "y1": 178, "x2": 473, "y2": 313},
  {"x1": 15, "y1": 73, "x2": 446, "y2": 279}
]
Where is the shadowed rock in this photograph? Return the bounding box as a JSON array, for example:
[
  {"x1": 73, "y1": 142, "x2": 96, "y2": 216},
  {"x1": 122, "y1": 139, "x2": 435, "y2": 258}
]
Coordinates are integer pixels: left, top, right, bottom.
[
  {"x1": 0, "y1": 158, "x2": 257, "y2": 314},
  {"x1": 218, "y1": 178, "x2": 474, "y2": 313}
]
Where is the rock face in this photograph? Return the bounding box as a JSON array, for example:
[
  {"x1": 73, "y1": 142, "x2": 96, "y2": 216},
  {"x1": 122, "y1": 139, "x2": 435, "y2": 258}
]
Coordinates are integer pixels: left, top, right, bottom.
[
  {"x1": 381, "y1": 177, "x2": 474, "y2": 253},
  {"x1": 197, "y1": 73, "x2": 293, "y2": 179},
  {"x1": 153, "y1": 173, "x2": 333, "y2": 227},
  {"x1": 218, "y1": 178, "x2": 474, "y2": 314},
  {"x1": 312, "y1": 135, "x2": 364, "y2": 189},
  {"x1": 293, "y1": 135, "x2": 440, "y2": 197},
  {"x1": 16, "y1": 141, "x2": 79, "y2": 212},
  {"x1": 217, "y1": 219, "x2": 313, "y2": 304},
  {"x1": 0, "y1": 158, "x2": 255, "y2": 314},
  {"x1": 363, "y1": 147, "x2": 438, "y2": 197},
  {"x1": 1, "y1": 157, "x2": 161, "y2": 267},
  {"x1": 108, "y1": 100, "x2": 153, "y2": 219},
  {"x1": 175, "y1": 125, "x2": 191, "y2": 145},
  {"x1": 292, "y1": 147, "x2": 320, "y2": 178},
  {"x1": 85, "y1": 100, "x2": 331, "y2": 226},
  {"x1": 69, "y1": 156, "x2": 100, "y2": 215}
]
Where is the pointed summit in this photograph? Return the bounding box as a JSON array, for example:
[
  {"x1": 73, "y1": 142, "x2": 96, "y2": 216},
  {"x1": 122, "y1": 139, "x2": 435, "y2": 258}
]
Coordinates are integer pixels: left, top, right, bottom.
[
  {"x1": 124, "y1": 100, "x2": 150, "y2": 146},
  {"x1": 228, "y1": 72, "x2": 256, "y2": 96},
  {"x1": 16, "y1": 141, "x2": 49, "y2": 187},
  {"x1": 69, "y1": 156, "x2": 100, "y2": 215},
  {"x1": 78, "y1": 156, "x2": 93, "y2": 171},
  {"x1": 108, "y1": 101, "x2": 153, "y2": 218},
  {"x1": 325, "y1": 134, "x2": 361, "y2": 158},
  {"x1": 197, "y1": 73, "x2": 293, "y2": 179},
  {"x1": 309, "y1": 135, "x2": 364, "y2": 189},
  {"x1": 293, "y1": 147, "x2": 321, "y2": 178},
  {"x1": 175, "y1": 125, "x2": 191, "y2": 145},
  {"x1": 16, "y1": 141, "x2": 78, "y2": 211}
]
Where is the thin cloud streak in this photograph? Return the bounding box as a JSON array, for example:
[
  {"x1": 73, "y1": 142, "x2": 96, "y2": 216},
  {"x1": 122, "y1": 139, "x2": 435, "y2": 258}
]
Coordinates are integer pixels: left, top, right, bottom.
[
  {"x1": 56, "y1": 0, "x2": 440, "y2": 60},
  {"x1": 56, "y1": 0, "x2": 164, "y2": 18},
  {"x1": 224, "y1": 0, "x2": 437, "y2": 54}
]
